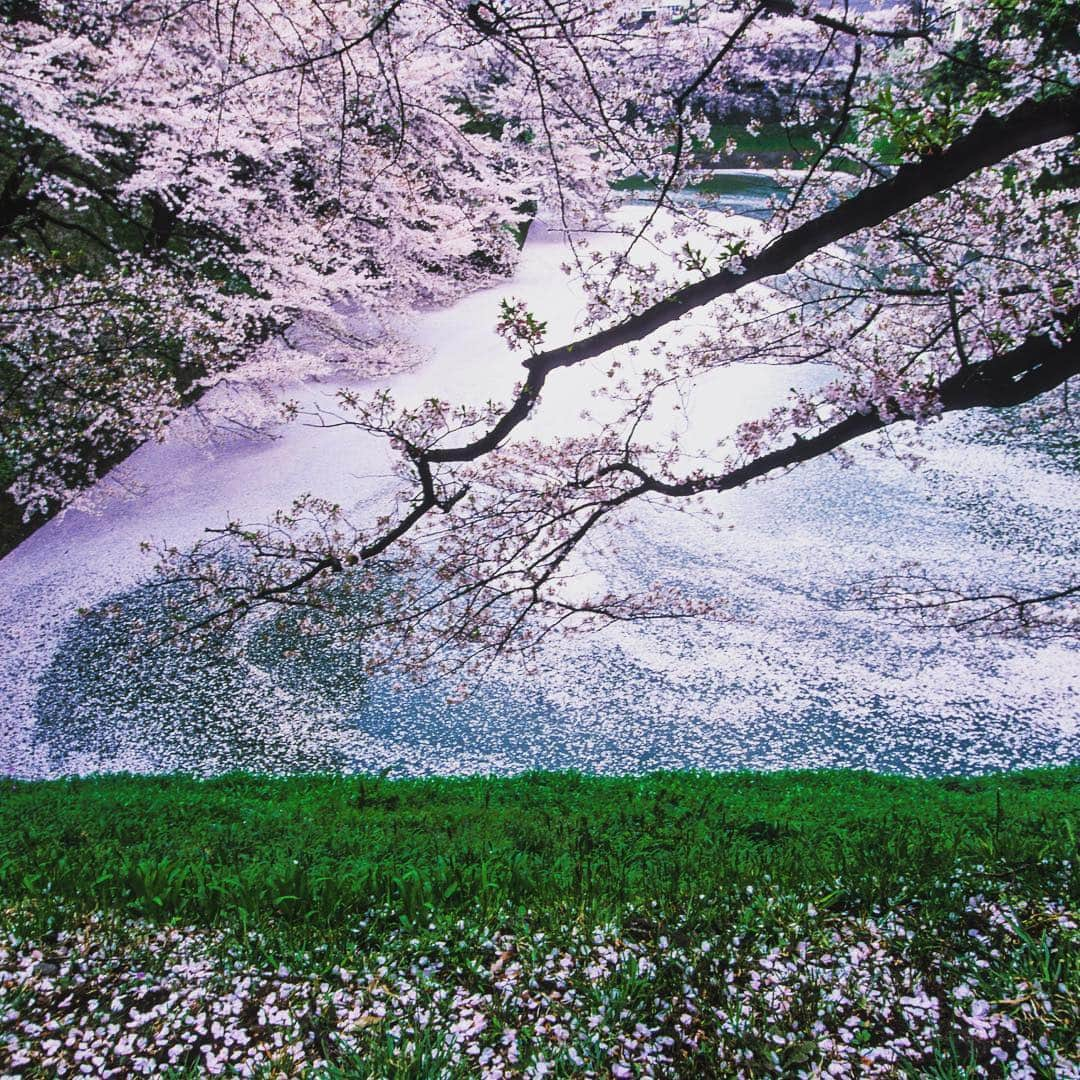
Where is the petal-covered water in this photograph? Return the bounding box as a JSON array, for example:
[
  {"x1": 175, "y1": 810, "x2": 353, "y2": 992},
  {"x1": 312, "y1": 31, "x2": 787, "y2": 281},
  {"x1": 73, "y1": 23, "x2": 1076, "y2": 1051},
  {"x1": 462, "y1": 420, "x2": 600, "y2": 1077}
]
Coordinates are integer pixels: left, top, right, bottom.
[{"x1": 1, "y1": 184, "x2": 1077, "y2": 778}]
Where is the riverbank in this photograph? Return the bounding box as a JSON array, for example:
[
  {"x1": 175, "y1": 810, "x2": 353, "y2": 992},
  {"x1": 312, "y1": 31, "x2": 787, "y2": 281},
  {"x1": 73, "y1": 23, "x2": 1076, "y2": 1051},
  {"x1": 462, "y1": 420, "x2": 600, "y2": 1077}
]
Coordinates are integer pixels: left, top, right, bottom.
[{"x1": 2, "y1": 768, "x2": 1077, "y2": 1076}]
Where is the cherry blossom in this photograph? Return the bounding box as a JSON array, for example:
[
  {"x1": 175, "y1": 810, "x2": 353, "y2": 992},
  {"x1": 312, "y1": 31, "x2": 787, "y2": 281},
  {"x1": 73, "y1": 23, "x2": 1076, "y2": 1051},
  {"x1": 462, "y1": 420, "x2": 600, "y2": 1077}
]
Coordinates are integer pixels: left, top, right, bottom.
[{"x1": 2, "y1": 0, "x2": 1077, "y2": 668}]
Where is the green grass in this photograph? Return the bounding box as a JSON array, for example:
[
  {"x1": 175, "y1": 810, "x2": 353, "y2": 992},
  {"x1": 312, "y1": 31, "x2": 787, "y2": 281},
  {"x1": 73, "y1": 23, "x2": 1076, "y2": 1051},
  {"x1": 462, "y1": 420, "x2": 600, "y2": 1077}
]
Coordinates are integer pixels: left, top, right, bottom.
[
  {"x1": 705, "y1": 119, "x2": 899, "y2": 171},
  {"x1": 708, "y1": 120, "x2": 820, "y2": 159},
  {"x1": 2, "y1": 769, "x2": 1077, "y2": 1076},
  {"x1": 2, "y1": 768, "x2": 1077, "y2": 954}
]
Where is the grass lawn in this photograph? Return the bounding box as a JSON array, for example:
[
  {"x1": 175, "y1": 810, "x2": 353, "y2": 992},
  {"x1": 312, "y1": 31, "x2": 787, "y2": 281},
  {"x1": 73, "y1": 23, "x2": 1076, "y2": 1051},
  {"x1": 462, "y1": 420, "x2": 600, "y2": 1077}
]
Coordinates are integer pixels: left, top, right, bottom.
[
  {"x1": 1, "y1": 768, "x2": 1077, "y2": 1076},
  {"x1": 708, "y1": 120, "x2": 819, "y2": 159}
]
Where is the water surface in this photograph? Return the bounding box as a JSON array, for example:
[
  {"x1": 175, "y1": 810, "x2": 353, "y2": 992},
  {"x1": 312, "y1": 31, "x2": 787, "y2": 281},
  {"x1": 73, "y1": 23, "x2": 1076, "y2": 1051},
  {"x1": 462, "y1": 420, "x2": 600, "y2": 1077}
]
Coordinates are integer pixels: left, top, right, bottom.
[{"x1": 2, "y1": 188, "x2": 1077, "y2": 778}]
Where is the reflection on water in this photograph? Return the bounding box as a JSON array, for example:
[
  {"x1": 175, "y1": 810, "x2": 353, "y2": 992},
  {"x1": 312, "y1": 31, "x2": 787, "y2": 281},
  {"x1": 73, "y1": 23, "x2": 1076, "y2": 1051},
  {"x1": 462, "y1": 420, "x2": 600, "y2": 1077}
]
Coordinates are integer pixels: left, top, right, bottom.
[{"x1": 625, "y1": 170, "x2": 788, "y2": 220}]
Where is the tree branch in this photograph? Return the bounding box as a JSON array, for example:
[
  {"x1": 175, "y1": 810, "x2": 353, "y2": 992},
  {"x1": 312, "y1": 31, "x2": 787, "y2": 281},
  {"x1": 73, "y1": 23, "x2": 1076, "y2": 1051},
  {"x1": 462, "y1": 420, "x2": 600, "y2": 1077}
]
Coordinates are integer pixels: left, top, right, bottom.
[
  {"x1": 426, "y1": 89, "x2": 1080, "y2": 466},
  {"x1": 595, "y1": 319, "x2": 1080, "y2": 499}
]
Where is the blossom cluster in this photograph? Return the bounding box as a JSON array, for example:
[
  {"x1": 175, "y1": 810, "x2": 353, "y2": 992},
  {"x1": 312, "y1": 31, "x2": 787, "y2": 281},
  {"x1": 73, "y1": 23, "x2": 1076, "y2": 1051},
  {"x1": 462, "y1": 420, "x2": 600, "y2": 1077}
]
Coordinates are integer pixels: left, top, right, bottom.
[{"x1": 4, "y1": 0, "x2": 1078, "y2": 668}]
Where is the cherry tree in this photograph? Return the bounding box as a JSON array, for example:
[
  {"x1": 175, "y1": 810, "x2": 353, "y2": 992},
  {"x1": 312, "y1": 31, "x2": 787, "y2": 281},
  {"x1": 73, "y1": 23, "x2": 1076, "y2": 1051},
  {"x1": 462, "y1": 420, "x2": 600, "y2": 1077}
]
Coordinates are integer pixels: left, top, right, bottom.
[
  {"x1": 2, "y1": 0, "x2": 1078, "y2": 672},
  {"x1": 1, "y1": 0, "x2": 581, "y2": 512},
  {"x1": 0, "y1": 0, "x2": 863, "y2": 512}
]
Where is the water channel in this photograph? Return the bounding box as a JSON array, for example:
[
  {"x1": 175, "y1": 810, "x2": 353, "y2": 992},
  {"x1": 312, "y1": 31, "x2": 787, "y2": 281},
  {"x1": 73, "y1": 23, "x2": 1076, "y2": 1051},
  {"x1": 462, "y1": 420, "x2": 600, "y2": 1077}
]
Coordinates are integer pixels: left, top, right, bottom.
[{"x1": 2, "y1": 174, "x2": 1077, "y2": 778}]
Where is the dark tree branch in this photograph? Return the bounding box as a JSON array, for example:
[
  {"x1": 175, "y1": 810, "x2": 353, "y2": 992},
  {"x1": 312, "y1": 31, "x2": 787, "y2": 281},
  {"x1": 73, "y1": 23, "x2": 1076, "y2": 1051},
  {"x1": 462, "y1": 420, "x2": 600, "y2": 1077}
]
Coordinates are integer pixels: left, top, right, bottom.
[
  {"x1": 155, "y1": 90, "x2": 1080, "y2": 657},
  {"x1": 843, "y1": 569, "x2": 1080, "y2": 639},
  {"x1": 592, "y1": 318, "x2": 1080, "y2": 499},
  {"x1": 426, "y1": 89, "x2": 1080, "y2": 467}
]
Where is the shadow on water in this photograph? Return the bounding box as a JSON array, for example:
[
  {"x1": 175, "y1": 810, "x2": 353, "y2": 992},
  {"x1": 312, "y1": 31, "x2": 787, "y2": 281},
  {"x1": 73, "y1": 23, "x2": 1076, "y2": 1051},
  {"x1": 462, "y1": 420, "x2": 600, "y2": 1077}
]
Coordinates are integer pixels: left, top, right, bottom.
[{"x1": 34, "y1": 582, "x2": 369, "y2": 775}]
